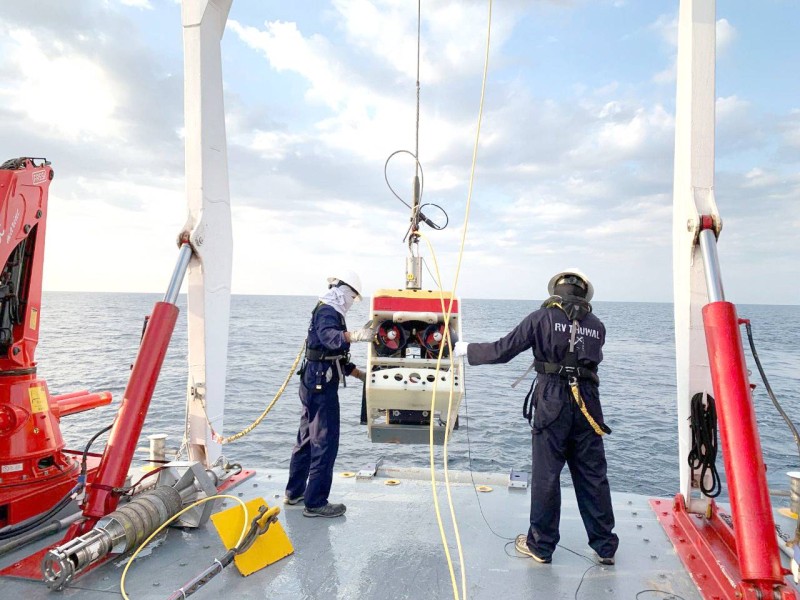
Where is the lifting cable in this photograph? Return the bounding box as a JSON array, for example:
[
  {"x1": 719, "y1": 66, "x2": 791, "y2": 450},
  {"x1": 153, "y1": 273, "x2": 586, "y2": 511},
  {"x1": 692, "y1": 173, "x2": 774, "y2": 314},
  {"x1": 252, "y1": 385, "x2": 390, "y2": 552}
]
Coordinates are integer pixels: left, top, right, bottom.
[{"x1": 416, "y1": 1, "x2": 493, "y2": 598}]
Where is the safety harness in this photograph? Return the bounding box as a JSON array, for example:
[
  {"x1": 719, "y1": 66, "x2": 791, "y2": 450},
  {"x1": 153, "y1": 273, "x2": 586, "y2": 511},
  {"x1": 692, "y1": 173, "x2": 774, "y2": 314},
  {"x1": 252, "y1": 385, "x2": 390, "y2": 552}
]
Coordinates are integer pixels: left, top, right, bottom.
[
  {"x1": 299, "y1": 302, "x2": 351, "y2": 388},
  {"x1": 519, "y1": 299, "x2": 611, "y2": 436}
]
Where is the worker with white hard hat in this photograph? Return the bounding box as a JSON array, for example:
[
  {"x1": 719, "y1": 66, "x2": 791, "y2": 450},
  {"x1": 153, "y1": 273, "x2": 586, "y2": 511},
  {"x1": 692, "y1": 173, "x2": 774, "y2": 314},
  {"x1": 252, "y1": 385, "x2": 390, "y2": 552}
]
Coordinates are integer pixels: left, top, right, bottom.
[{"x1": 285, "y1": 269, "x2": 374, "y2": 518}]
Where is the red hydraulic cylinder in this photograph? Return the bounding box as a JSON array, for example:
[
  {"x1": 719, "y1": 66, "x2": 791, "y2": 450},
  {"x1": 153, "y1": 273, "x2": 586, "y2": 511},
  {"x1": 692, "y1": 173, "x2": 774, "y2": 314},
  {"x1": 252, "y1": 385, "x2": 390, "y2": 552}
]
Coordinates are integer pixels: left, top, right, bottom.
[
  {"x1": 702, "y1": 301, "x2": 783, "y2": 584},
  {"x1": 81, "y1": 302, "x2": 179, "y2": 519}
]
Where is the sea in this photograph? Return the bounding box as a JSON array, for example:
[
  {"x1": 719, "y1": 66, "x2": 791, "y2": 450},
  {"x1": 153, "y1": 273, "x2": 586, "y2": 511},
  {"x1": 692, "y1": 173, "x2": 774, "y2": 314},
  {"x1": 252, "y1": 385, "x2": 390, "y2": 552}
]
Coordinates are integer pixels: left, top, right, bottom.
[{"x1": 39, "y1": 292, "x2": 800, "y2": 500}]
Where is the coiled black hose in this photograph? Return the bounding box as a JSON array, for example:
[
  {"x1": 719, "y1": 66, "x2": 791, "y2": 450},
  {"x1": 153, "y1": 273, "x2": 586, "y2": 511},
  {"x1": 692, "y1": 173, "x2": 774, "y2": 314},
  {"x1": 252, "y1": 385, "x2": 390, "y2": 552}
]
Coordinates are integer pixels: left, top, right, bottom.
[{"x1": 688, "y1": 392, "x2": 722, "y2": 498}]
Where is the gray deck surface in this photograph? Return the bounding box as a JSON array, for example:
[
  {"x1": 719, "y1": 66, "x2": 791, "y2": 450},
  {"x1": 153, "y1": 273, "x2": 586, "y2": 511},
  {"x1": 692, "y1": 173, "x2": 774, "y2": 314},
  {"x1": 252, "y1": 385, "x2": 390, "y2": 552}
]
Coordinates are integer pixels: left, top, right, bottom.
[{"x1": 1, "y1": 467, "x2": 794, "y2": 600}]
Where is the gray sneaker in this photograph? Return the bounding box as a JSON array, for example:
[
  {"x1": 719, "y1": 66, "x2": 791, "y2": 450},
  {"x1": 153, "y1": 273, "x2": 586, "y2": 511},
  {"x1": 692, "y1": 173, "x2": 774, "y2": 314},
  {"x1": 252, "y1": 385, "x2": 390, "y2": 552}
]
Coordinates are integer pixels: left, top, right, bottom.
[
  {"x1": 595, "y1": 553, "x2": 615, "y2": 566},
  {"x1": 514, "y1": 534, "x2": 551, "y2": 563},
  {"x1": 283, "y1": 494, "x2": 304, "y2": 506},
  {"x1": 303, "y1": 503, "x2": 346, "y2": 518}
]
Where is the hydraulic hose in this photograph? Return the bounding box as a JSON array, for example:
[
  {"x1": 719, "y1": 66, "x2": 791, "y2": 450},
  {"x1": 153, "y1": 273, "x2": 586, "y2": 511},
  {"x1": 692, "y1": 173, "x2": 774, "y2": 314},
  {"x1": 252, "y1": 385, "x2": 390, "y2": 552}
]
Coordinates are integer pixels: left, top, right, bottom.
[{"x1": 744, "y1": 320, "x2": 800, "y2": 462}]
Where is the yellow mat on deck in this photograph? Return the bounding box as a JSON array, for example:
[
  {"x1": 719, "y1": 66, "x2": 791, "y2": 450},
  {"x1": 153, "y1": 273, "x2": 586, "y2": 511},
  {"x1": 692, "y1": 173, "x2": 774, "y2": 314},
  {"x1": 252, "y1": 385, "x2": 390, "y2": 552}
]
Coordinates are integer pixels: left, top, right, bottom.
[{"x1": 210, "y1": 497, "x2": 294, "y2": 576}]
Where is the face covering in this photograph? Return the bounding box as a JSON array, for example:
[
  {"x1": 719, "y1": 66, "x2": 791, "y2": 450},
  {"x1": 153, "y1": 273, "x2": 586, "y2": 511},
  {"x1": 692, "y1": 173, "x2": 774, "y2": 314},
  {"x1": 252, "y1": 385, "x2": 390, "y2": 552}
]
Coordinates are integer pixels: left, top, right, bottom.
[{"x1": 320, "y1": 285, "x2": 357, "y2": 316}]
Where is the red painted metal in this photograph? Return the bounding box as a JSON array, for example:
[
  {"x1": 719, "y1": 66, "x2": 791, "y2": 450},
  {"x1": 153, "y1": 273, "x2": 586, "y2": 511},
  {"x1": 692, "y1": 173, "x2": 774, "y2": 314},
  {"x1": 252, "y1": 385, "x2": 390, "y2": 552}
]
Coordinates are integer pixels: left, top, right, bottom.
[
  {"x1": 51, "y1": 391, "x2": 113, "y2": 418},
  {"x1": 652, "y1": 496, "x2": 740, "y2": 599},
  {"x1": 216, "y1": 469, "x2": 256, "y2": 492},
  {"x1": 373, "y1": 294, "x2": 459, "y2": 314},
  {"x1": 703, "y1": 301, "x2": 785, "y2": 585},
  {"x1": 652, "y1": 496, "x2": 795, "y2": 599},
  {"x1": 79, "y1": 302, "x2": 179, "y2": 522},
  {"x1": 0, "y1": 159, "x2": 112, "y2": 526}
]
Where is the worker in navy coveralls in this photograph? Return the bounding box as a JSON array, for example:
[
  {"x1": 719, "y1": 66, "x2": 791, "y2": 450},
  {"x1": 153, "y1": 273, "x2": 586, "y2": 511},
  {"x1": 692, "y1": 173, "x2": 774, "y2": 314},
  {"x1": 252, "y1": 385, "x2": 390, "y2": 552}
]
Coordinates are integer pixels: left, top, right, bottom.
[
  {"x1": 285, "y1": 270, "x2": 375, "y2": 518},
  {"x1": 454, "y1": 268, "x2": 618, "y2": 564}
]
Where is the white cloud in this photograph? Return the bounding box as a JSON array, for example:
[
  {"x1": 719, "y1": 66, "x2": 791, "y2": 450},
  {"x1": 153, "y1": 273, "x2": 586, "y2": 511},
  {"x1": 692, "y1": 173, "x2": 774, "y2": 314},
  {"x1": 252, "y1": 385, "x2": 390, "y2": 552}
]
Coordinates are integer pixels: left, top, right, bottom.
[
  {"x1": 3, "y1": 29, "x2": 122, "y2": 141},
  {"x1": 0, "y1": 0, "x2": 795, "y2": 304}
]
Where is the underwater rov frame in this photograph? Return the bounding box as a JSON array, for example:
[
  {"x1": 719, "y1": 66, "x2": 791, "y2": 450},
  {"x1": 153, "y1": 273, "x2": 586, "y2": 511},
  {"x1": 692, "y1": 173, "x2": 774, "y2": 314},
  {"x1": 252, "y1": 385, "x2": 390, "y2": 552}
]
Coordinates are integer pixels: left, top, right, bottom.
[
  {"x1": 653, "y1": 2, "x2": 795, "y2": 598},
  {"x1": 363, "y1": 289, "x2": 464, "y2": 445}
]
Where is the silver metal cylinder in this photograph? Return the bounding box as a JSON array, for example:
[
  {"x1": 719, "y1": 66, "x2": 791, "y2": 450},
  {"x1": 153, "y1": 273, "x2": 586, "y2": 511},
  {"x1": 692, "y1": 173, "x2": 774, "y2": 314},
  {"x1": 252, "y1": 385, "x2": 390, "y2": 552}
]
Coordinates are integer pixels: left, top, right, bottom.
[
  {"x1": 42, "y1": 486, "x2": 183, "y2": 590},
  {"x1": 148, "y1": 433, "x2": 168, "y2": 464},
  {"x1": 164, "y1": 243, "x2": 193, "y2": 304},
  {"x1": 406, "y1": 256, "x2": 422, "y2": 290},
  {"x1": 698, "y1": 228, "x2": 725, "y2": 302},
  {"x1": 788, "y1": 471, "x2": 800, "y2": 515}
]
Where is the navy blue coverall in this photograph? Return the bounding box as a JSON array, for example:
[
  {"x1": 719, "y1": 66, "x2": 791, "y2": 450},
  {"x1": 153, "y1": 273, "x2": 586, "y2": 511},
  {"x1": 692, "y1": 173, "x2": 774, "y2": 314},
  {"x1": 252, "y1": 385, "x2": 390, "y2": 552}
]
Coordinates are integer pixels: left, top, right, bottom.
[
  {"x1": 286, "y1": 303, "x2": 355, "y2": 509},
  {"x1": 466, "y1": 305, "x2": 619, "y2": 561}
]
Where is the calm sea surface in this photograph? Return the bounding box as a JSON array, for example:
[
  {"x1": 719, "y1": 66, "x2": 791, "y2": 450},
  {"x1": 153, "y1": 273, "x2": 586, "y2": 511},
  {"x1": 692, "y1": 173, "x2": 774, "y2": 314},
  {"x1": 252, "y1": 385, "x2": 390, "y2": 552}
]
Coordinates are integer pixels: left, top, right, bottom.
[{"x1": 38, "y1": 293, "x2": 800, "y2": 499}]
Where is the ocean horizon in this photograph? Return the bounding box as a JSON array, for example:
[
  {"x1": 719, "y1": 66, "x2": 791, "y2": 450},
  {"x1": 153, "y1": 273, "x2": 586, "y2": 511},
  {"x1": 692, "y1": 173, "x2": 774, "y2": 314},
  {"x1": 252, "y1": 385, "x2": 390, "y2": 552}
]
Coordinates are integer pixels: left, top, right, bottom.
[{"x1": 37, "y1": 292, "x2": 800, "y2": 500}]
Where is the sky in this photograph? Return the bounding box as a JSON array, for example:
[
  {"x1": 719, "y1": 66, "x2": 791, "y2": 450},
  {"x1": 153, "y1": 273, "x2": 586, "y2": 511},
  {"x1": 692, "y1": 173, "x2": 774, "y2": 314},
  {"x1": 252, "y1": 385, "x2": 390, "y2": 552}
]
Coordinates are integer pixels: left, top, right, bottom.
[{"x1": 0, "y1": 1, "x2": 797, "y2": 303}]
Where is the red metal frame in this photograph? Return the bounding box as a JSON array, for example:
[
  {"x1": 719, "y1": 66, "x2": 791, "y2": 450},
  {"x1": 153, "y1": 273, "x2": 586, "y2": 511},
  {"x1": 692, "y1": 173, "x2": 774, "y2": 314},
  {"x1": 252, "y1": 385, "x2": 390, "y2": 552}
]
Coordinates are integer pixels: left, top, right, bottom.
[{"x1": 652, "y1": 300, "x2": 795, "y2": 599}]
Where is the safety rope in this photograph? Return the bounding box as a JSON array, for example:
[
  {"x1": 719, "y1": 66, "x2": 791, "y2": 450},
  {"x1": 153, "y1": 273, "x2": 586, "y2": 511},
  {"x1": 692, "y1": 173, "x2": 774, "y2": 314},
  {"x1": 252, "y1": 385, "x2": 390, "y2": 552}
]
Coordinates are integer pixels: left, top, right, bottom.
[
  {"x1": 198, "y1": 341, "x2": 306, "y2": 445},
  {"x1": 688, "y1": 392, "x2": 721, "y2": 498},
  {"x1": 569, "y1": 382, "x2": 606, "y2": 437},
  {"x1": 566, "y1": 318, "x2": 606, "y2": 436}
]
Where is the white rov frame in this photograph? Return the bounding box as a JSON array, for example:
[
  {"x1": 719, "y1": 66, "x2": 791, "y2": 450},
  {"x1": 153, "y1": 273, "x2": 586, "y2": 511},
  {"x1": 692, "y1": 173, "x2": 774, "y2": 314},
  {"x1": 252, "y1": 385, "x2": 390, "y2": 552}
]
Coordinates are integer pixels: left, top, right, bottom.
[
  {"x1": 179, "y1": 0, "x2": 234, "y2": 468},
  {"x1": 364, "y1": 294, "x2": 465, "y2": 445}
]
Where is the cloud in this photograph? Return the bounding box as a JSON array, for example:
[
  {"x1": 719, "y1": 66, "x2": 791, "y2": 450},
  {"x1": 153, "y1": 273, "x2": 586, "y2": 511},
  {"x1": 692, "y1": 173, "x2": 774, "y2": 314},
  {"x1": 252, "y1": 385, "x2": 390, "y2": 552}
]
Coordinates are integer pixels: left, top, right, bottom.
[{"x1": 0, "y1": 1, "x2": 796, "y2": 304}]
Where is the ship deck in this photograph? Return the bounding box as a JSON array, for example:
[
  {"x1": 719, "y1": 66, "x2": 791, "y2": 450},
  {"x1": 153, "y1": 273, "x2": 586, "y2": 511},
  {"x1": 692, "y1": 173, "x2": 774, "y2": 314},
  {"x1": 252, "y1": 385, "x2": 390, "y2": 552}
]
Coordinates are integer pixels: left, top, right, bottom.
[{"x1": 1, "y1": 467, "x2": 796, "y2": 599}]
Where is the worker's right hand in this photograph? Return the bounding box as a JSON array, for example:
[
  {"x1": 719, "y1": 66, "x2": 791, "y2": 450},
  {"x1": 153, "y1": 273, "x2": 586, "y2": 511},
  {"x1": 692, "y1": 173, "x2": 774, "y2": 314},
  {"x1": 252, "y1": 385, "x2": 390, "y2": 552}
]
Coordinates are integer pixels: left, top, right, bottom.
[
  {"x1": 348, "y1": 325, "x2": 376, "y2": 343},
  {"x1": 351, "y1": 367, "x2": 367, "y2": 383}
]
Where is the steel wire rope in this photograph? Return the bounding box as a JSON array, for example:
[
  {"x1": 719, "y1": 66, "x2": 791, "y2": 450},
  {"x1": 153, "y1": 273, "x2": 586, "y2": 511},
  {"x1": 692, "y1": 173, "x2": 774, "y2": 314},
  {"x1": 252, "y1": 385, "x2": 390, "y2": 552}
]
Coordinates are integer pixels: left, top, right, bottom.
[{"x1": 120, "y1": 494, "x2": 249, "y2": 600}]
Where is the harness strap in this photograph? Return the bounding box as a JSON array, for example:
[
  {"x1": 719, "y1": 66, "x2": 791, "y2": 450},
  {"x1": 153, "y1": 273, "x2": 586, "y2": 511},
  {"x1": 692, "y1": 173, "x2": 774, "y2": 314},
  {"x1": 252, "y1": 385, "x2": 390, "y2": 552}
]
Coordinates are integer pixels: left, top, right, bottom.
[
  {"x1": 305, "y1": 347, "x2": 346, "y2": 362},
  {"x1": 567, "y1": 318, "x2": 609, "y2": 435},
  {"x1": 533, "y1": 361, "x2": 599, "y2": 385}
]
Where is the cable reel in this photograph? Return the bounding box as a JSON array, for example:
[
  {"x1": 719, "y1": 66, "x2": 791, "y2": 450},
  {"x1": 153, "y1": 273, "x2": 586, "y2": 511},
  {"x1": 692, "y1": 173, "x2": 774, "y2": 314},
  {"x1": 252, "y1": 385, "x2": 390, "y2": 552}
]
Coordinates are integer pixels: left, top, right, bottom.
[{"x1": 375, "y1": 320, "x2": 407, "y2": 357}]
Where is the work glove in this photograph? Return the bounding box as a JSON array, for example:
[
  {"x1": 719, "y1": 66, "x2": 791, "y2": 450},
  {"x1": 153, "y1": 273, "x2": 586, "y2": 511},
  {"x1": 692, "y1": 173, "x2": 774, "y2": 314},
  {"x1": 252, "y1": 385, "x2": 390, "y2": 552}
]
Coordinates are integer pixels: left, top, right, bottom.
[
  {"x1": 453, "y1": 341, "x2": 469, "y2": 358},
  {"x1": 351, "y1": 367, "x2": 367, "y2": 383},
  {"x1": 348, "y1": 324, "x2": 376, "y2": 343}
]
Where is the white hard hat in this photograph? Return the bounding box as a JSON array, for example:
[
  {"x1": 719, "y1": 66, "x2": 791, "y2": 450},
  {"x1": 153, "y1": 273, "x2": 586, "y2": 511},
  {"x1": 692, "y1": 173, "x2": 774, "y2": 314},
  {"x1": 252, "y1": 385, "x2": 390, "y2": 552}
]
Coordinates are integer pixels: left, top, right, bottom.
[
  {"x1": 327, "y1": 269, "x2": 363, "y2": 301},
  {"x1": 547, "y1": 268, "x2": 594, "y2": 302}
]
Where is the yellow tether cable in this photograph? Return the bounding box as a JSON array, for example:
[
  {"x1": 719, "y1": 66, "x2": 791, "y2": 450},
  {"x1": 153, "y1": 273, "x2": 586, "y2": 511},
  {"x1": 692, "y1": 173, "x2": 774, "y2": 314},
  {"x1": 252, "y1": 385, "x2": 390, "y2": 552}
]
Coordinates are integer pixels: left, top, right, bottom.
[
  {"x1": 416, "y1": 0, "x2": 493, "y2": 595},
  {"x1": 200, "y1": 341, "x2": 306, "y2": 444},
  {"x1": 120, "y1": 494, "x2": 249, "y2": 600},
  {"x1": 416, "y1": 235, "x2": 462, "y2": 600}
]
